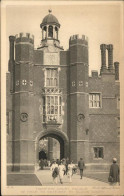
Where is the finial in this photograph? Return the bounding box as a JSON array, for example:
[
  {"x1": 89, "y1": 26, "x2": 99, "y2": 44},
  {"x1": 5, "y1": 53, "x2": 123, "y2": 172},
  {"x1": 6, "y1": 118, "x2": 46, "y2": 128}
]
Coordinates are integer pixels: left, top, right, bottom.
[{"x1": 48, "y1": 9, "x2": 52, "y2": 14}]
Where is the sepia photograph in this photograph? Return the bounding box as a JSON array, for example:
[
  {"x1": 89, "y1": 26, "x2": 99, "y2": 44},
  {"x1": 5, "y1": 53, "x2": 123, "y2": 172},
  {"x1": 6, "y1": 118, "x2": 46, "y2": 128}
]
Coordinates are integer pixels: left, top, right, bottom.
[{"x1": 1, "y1": 0, "x2": 124, "y2": 195}]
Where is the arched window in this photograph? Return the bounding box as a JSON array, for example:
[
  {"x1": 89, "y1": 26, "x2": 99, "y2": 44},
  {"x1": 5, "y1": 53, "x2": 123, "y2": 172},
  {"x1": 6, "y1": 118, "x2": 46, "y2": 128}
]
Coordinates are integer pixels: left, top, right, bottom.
[
  {"x1": 43, "y1": 26, "x2": 47, "y2": 39},
  {"x1": 48, "y1": 26, "x2": 53, "y2": 37},
  {"x1": 55, "y1": 26, "x2": 58, "y2": 39}
]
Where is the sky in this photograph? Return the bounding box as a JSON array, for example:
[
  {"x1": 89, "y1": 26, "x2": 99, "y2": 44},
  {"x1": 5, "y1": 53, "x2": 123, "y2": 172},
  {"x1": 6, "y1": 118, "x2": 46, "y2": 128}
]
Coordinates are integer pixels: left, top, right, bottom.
[{"x1": 6, "y1": 1, "x2": 122, "y2": 75}]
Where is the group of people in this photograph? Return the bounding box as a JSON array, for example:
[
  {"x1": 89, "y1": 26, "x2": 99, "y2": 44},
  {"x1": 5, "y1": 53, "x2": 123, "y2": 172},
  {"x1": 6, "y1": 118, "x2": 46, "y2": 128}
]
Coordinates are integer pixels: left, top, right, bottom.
[
  {"x1": 39, "y1": 159, "x2": 49, "y2": 170},
  {"x1": 50, "y1": 157, "x2": 85, "y2": 184},
  {"x1": 39, "y1": 157, "x2": 120, "y2": 186}
]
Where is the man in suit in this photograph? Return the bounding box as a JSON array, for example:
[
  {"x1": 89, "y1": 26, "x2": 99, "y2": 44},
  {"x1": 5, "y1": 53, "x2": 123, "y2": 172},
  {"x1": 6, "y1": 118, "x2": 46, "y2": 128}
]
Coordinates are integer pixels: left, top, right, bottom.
[{"x1": 78, "y1": 158, "x2": 85, "y2": 179}]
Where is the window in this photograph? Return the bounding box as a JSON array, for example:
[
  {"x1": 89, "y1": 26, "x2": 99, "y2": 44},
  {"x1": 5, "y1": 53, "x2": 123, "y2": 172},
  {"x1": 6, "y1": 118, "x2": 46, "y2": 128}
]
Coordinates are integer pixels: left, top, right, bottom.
[
  {"x1": 93, "y1": 147, "x2": 104, "y2": 159},
  {"x1": 89, "y1": 93, "x2": 101, "y2": 108},
  {"x1": 43, "y1": 95, "x2": 62, "y2": 123},
  {"x1": 55, "y1": 26, "x2": 58, "y2": 39},
  {"x1": 45, "y1": 68, "x2": 58, "y2": 87}
]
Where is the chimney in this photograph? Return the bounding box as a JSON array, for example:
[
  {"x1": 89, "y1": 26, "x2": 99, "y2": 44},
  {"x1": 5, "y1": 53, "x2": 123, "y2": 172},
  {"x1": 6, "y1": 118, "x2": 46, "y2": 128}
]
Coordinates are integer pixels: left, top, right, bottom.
[
  {"x1": 100, "y1": 44, "x2": 107, "y2": 72},
  {"x1": 114, "y1": 62, "x2": 119, "y2": 80},
  {"x1": 107, "y1": 44, "x2": 113, "y2": 70},
  {"x1": 8, "y1": 36, "x2": 15, "y2": 72}
]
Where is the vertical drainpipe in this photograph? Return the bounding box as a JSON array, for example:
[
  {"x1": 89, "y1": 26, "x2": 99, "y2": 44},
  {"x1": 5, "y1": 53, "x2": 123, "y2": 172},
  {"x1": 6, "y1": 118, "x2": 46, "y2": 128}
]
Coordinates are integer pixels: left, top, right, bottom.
[{"x1": 8, "y1": 36, "x2": 15, "y2": 92}]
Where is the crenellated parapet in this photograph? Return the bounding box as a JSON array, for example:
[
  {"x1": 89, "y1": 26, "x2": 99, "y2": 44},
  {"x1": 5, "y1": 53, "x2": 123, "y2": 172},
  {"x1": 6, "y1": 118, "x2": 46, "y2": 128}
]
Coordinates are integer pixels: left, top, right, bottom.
[
  {"x1": 70, "y1": 34, "x2": 88, "y2": 41},
  {"x1": 15, "y1": 32, "x2": 34, "y2": 44},
  {"x1": 69, "y1": 34, "x2": 88, "y2": 46}
]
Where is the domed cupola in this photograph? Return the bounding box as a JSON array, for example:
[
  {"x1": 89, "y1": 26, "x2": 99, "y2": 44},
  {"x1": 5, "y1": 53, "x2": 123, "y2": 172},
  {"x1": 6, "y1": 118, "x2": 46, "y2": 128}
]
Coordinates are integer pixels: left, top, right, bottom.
[{"x1": 40, "y1": 10, "x2": 60, "y2": 41}]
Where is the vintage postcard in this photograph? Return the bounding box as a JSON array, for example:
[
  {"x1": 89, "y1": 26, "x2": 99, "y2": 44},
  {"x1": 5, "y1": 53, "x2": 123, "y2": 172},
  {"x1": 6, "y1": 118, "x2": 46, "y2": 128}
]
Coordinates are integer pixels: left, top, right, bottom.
[{"x1": 1, "y1": 0, "x2": 124, "y2": 195}]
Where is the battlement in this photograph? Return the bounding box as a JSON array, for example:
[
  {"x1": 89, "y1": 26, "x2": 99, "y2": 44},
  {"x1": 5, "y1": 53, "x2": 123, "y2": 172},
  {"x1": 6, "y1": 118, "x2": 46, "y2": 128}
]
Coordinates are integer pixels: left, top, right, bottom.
[
  {"x1": 15, "y1": 33, "x2": 34, "y2": 44},
  {"x1": 70, "y1": 34, "x2": 88, "y2": 41}
]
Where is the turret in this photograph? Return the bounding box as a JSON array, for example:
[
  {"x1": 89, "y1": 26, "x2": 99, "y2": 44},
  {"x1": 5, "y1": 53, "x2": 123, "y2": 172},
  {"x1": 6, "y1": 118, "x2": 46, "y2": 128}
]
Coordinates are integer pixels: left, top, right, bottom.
[
  {"x1": 15, "y1": 33, "x2": 34, "y2": 62},
  {"x1": 11, "y1": 32, "x2": 35, "y2": 171},
  {"x1": 69, "y1": 34, "x2": 89, "y2": 92},
  {"x1": 69, "y1": 34, "x2": 89, "y2": 162}
]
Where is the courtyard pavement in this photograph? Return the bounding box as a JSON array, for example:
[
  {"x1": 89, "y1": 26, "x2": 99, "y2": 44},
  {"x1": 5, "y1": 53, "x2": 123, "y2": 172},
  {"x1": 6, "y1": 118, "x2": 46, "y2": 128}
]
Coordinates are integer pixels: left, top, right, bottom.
[
  {"x1": 7, "y1": 173, "x2": 41, "y2": 186},
  {"x1": 35, "y1": 169, "x2": 110, "y2": 186}
]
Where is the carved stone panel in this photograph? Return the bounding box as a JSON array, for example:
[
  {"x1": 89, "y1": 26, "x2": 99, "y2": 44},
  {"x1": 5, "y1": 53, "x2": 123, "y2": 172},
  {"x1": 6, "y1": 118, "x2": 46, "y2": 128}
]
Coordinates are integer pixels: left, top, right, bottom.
[{"x1": 44, "y1": 52, "x2": 60, "y2": 65}]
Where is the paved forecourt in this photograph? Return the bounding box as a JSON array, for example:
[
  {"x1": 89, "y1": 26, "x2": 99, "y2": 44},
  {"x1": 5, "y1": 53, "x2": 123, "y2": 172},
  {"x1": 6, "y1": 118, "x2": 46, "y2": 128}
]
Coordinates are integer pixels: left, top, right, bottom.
[{"x1": 35, "y1": 169, "x2": 109, "y2": 186}]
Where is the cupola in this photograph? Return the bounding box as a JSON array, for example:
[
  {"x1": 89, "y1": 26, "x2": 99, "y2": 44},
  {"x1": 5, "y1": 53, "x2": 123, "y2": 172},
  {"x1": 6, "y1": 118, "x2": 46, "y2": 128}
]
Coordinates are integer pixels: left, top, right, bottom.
[{"x1": 40, "y1": 10, "x2": 60, "y2": 41}]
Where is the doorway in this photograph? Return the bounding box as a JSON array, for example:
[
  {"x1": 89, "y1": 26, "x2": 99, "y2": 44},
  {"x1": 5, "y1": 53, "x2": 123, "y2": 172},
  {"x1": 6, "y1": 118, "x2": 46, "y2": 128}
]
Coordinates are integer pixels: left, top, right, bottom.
[{"x1": 35, "y1": 129, "x2": 69, "y2": 165}]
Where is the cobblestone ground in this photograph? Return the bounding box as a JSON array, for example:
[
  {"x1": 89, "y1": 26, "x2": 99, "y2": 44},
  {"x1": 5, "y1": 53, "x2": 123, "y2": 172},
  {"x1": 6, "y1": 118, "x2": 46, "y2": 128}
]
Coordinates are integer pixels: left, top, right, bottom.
[{"x1": 35, "y1": 169, "x2": 110, "y2": 186}]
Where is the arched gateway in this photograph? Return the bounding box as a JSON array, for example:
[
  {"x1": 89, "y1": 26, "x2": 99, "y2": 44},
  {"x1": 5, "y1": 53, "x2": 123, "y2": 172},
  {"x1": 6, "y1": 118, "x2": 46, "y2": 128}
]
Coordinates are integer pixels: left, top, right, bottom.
[{"x1": 35, "y1": 129, "x2": 69, "y2": 167}]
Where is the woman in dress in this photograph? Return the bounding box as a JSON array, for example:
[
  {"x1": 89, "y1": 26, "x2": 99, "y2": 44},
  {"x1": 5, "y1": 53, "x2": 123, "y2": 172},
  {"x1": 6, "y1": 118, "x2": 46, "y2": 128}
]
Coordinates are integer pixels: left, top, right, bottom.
[
  {"x1": 50, "y1": 161, "x2": 59, "y2": 184},
  {"x1": 58, "y1": 161, "x2": 66, "y2": 184},
  {"x1": 67, "y1": 161, "x2": 75, "y2": 182}
]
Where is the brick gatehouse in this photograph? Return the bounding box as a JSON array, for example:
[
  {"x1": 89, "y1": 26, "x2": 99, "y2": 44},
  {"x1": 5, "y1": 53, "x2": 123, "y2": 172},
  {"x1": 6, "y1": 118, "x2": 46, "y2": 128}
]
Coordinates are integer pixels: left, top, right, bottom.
[{"x1": 6, "y1": 10, "x2": 120, "y2": 172}]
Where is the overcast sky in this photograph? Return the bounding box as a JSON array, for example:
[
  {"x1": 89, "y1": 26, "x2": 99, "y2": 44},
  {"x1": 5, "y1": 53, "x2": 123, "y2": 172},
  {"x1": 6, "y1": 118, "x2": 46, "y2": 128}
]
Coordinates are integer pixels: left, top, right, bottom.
[{"x1": 6, "y1": 2, "x2": 122, "y2": 74}]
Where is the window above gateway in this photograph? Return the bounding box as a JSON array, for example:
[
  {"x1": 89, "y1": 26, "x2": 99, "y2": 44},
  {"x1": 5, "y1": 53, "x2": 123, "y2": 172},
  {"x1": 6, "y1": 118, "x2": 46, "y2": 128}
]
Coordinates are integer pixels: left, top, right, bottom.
[
  {"x1": 45, "y1": 68, "x2": 58, "y2": 87},
  {"x1": 89, "y1": 93, "x2": 101, "y2": 108},
  {"x1": 43, "y1": 95, "x2": 62, "y2": 124}
]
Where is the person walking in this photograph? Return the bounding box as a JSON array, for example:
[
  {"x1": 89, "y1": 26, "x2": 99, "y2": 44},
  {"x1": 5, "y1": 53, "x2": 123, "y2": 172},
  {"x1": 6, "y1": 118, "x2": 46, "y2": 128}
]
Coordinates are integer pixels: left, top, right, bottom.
[
  {"x1": 58, "y1": 161, "x2": 66, "y2": 184},
  {"x1": 78, "y1": 158, "x2": 85, "y2": 179},
  {"x1": 65, "y1": 157, "x2": 69, "y2": 175},
  {"x1": 50, "y1": 161, "x2": 59, "y2": 184},
  {"x1": 39, "y1": 159, "x2": 44, "y2": 170},
  {"x1": 67, "y1": 161, "x2": 75, "y2": 182},
  {"x1": 108, "y1": 158, "x2": 120, "y2": 186},
  {"x1": 56, "y1": 159, "x2": 60, "y2": 166}
]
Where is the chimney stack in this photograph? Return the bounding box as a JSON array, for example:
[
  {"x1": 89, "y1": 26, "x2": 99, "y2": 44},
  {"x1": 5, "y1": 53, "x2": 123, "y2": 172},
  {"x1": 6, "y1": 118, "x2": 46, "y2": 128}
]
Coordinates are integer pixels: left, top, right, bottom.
[
  {"x1": 114, "y1": 62, "x2": 119, "y2": 80},
  {"x1": 100, "y1": 44, "x2": 107, "y2": 72},
  {"x1": 107, "y1": 44, "x2": 113, "y2": 70}
]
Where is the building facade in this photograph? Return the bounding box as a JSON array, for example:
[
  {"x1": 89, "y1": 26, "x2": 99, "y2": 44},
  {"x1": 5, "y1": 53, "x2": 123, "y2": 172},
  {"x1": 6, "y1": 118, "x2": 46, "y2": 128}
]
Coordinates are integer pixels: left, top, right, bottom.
[{"x1": 7, "y1": 10, "x2": 120, "y2": 172}]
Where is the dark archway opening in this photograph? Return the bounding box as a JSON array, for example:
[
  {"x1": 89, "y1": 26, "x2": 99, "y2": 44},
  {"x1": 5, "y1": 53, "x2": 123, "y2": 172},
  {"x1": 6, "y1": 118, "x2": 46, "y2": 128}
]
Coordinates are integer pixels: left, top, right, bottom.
[
  {"x1": 39, "y1": 150, "x2": 47, "y2": 160},
  {"x1": 39, "y1": 134, "x2": 64, "y2": 161}
]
